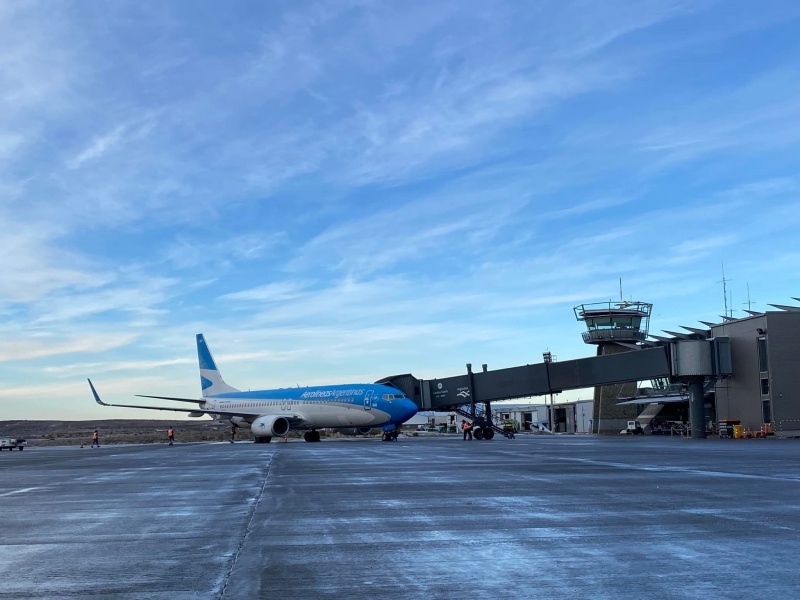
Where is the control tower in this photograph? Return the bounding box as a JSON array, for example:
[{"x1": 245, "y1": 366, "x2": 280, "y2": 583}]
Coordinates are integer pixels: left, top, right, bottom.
[{"x1": 574, "y1": 300, "x2": 653, "y2": 434}]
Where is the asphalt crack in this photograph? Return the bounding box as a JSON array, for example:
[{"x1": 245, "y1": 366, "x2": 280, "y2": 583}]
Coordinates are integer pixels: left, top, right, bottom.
[{"x1": 217, "y1": 451, "x2": 274, "y2": 599}]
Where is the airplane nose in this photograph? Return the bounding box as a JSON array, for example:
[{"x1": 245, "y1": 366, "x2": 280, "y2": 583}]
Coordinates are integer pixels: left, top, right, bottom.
[{"x1": 397, "y1": 398, "x2": 418, "y2": 422}]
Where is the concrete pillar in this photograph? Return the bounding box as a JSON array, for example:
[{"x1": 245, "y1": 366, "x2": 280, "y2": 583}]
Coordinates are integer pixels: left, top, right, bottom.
[
  {"x1": 466, "y1": 363, "x2": 475, "y2": 420},
  {"x1": 688, "y1": 379, "x2": 706, "y2": 439},
  {"x1": 591, "y1": 343, "x2": 638, "y2": 434}
]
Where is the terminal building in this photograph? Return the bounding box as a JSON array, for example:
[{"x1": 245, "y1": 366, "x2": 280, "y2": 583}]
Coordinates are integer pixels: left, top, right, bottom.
[
  {"x1": 388, "y1": 296, "x2": 800, "y2": 439},
  {"x1": 612, "y1": 299, "x2": 800, "y2": 436},
  {"x1": 706, "y1": 304, "x2": 800, "y2": 435}
]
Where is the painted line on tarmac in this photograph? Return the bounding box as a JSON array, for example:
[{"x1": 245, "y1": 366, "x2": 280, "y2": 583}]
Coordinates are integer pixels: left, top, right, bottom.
[
  {"x1": 0, "y1": 487, "x2": 40, "y2": 497},
  {"x1": 559, "y1": 458, "x2": 800, "y2": 482}
]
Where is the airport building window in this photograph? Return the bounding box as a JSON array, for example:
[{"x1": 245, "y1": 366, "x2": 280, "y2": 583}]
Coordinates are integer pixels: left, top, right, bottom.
[
  {"x1": 760, "y1": 378, "x2": 770, "y2": 397},
  {"x1": 757, "y1": 337, "x2": 768, "y2": 374},
  {"x1": 762, "y1": 400, "x2": 772, "y2": 424}
]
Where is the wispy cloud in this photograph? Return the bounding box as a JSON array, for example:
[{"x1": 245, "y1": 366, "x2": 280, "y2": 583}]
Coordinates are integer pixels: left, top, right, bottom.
[
  {"x1": 44, "y1": 357, "x2": 194, "y2": 375},
  {"x1": 0, "y1": 217, "x2": 97, "y2": 305},
  {"x1": 221, "y1": 280, "x2": 311, "y2": 303},
  {"x1": 162, "y1": 232, "x2": 285, "y2": 269},
  {"x1": 67, "y1": 125, "x2": 128, "y2": 169},
  {"x1": 0, "y1": 332, "x2": 138, "y2": 362}
]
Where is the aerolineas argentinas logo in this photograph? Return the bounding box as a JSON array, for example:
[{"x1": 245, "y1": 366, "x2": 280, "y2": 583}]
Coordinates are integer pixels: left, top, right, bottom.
[{"x1": 299, "y1": 388, "x2": 365, "y2": 399}]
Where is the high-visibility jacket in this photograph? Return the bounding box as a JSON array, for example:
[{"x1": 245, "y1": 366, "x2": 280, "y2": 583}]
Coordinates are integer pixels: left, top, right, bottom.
[
  {"x1": 167, "y1": 429, "x2": 173, "y2": 437},
  {"x1": 92, "y1": 432, "x2": 99, "y2": 440}
]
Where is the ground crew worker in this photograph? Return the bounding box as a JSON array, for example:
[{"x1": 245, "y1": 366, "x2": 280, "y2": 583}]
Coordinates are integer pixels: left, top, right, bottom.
[
  {"x1": 167, "y1": 427, "x2": 174, "y2": 446},
  {"x1": 91, "y1": 429, "x2": 100, "y2": 448},
  {"x1": 462, "y1": 420, "x2": 472, "y2": 441},
  {"x1": 230, "y1": 425, "x2": 237, "y2": 443}
]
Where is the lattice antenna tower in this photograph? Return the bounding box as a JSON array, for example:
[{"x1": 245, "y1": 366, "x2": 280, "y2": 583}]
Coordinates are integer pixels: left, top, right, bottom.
[
  {"x1": 743, "y1": 283, "x2": 757, "y2": 312},
  {"x1": 717, "y1": 263, "x2": 731, "y2": 318}
]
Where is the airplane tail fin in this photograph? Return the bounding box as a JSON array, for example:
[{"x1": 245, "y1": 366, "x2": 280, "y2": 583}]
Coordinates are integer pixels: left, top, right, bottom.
[{"x1": 196, "y1": 334, "x2": 239, "y2": 397}]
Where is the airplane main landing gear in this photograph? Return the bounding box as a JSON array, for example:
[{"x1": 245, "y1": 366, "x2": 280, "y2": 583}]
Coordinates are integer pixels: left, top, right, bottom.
[
  {"x1": 254, "y1": 436, "x2": 272, "y2": 443},
  {"x1": 381, "y1": 430, "x2": 399, "y2": 441},
  {"x1": 472, "y1": 427, "x2": 495, "y2": 440},
  {"x1": 304, "y1": 431, "x2": 321, "y2": 442}
]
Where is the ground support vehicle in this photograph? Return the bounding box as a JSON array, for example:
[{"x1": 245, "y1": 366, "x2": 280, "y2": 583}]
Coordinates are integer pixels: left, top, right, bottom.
[
  {"x1": 0, "y1": 436, "x2": 27, "y2": 450},
  {"x1": 619, "y1": 421, "x2": 645, "y2": 435}
]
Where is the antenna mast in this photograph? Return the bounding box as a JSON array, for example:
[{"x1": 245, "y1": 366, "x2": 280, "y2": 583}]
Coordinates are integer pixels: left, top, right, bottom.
[
  {"x1": 718, "y1": 263, "x2": 731, "y2": 318},
  {"x1": 743, "y1": 283, "x2": 756, "y2": 312}
]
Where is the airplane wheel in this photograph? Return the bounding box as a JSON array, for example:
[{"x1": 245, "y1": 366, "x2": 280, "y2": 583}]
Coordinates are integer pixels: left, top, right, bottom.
[
  {"x1": 484, "y1": 428, "x2": 495, "y2": 440},
  {"x1": 254, "y1": 437, "x2": 272, "y2": 443},
  {"x1": 473, "y1": 428, "x2": 485, "y2": 440}
]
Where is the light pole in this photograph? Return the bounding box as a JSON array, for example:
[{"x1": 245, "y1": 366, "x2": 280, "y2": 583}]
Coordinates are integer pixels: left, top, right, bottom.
[{"x1": 543, "y1": 351, "x2": 553, "y2": 431}]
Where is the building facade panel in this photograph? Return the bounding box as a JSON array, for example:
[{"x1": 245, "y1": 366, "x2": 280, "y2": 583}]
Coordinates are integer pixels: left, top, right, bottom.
[
  {"x1": 766, "y1": 312, "x2": 800, "y2": 428},
  {"x1": 709, "y1": 313, "x2": 800, "y2": 432}
]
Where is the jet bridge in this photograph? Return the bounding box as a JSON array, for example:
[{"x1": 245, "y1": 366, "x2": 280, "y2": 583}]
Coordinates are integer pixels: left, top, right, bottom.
[{"x1": 379, "y1": 337, "x2": 731, "y2": 440}]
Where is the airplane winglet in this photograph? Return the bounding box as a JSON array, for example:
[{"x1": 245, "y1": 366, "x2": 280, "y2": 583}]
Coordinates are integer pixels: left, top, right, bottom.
[{"x1": 87, "y1": 379, "x2": 110, "y2": 406}]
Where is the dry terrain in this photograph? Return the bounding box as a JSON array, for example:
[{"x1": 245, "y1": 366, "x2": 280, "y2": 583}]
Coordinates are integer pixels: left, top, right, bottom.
[
  {"x1": 0, "y1": 419, "x2": 255, "y2": 446},
  {"x1": 0, "y1": 420, "x2": 375, "y2": 446}
]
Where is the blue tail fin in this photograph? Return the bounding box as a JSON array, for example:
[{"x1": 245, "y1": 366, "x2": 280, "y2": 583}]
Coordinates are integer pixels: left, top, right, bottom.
[{"x1": 196, "y1": 334, "x2": 239, "y2": 397}]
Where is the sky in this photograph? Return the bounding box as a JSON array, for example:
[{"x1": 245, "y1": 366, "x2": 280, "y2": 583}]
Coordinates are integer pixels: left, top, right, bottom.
[{"x1": 2, "y1": 0, "x2": 800, "y2": 421}]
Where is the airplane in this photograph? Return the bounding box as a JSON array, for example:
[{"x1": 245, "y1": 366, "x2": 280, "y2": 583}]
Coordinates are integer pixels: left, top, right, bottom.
[{"x1": 88, "y1": 334, "x2": 418, "y2": 442}]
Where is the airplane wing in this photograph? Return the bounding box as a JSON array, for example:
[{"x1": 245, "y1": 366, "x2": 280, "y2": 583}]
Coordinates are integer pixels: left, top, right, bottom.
[
  {"x1": 87, "y1": 379, "x2": 253, "y2": 418},
  {"x1": 135, "y1": 394, "x2": 205, "y2": 404},
  {"x1": 285, "y1": 414, "x2": 308, "y2": 428},
  {"x1": 99, "y1": 402, "x2": 208, "y2": 413}
]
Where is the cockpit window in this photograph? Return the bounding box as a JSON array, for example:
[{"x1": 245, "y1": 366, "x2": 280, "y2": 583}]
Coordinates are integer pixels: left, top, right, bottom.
[{"x1": 382, "y1": 393, "x2": 407, "y2": 400}]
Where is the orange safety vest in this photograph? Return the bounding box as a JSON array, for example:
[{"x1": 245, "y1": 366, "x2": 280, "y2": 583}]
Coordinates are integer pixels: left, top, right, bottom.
[
  {"x1": 167, "y1": 429, "x2": 173, "y2": 437},
  {"x1": 92, "y1": 432, "x2": 98, "y2": 440}
]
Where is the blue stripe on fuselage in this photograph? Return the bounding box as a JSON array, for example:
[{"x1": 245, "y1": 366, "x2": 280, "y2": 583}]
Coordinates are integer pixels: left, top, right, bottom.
[
  {"x1": 208, "y1": 383, "x2": 417, "y2": 424},
  {"x1": 210, "y1": 383, "x2": 371, "y2": 401}
]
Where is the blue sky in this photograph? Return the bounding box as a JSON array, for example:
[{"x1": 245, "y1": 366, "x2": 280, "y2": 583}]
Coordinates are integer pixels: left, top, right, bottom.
[{"x1": 2, "y1": 1, "x2": 800, "y2": 420}]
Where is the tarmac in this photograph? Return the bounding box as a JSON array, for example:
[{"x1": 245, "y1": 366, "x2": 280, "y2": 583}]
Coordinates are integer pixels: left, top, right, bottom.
[{"x1": 2, "y1": 434, "x2": 800, "y2": 599}]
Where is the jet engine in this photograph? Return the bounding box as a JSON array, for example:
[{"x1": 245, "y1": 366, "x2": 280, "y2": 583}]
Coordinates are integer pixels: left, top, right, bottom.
[
  {"x1": 250, "y1": 415, "x2": 290, "y2": 437},
  {"x1": 339, "y1": 427, "x2": 374, "y2": 436}
]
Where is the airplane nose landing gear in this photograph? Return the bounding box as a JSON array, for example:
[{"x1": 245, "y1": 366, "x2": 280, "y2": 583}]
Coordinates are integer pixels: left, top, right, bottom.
[{"x1": 304, "y1": 430, "x2": 321, "y2": 442}]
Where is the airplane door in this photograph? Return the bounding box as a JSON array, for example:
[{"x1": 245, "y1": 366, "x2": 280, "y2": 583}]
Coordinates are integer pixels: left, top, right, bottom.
[{"x1": 364, "y1": 390, "x2": 373, "y2": 410}]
